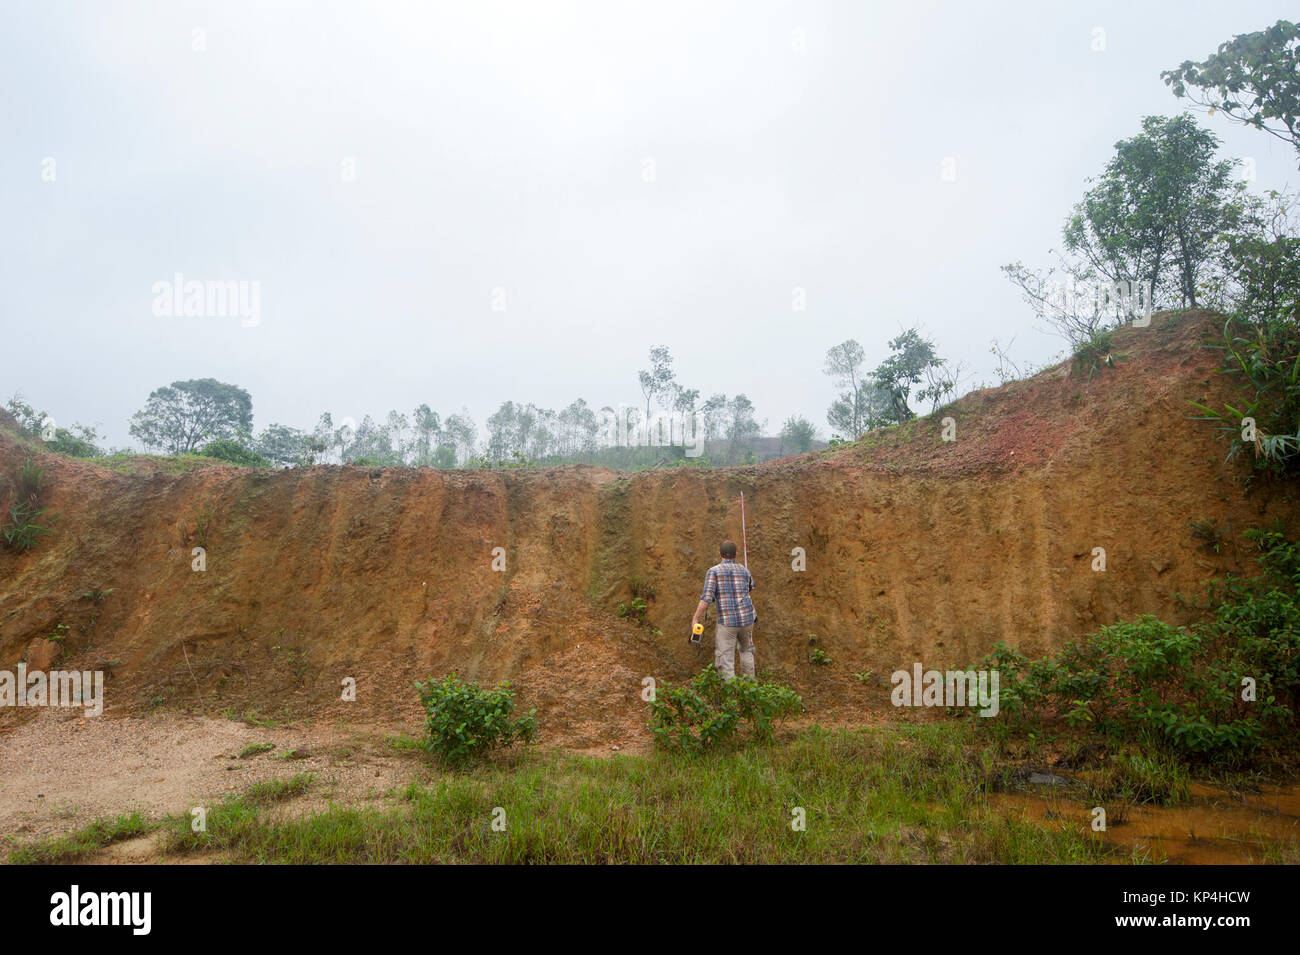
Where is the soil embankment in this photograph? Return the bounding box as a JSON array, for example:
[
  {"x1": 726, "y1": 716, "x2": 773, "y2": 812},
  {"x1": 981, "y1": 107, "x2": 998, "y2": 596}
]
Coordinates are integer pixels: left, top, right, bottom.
[{"x1": 2, "y1": 311, "x2": 1295, "y2": 747}]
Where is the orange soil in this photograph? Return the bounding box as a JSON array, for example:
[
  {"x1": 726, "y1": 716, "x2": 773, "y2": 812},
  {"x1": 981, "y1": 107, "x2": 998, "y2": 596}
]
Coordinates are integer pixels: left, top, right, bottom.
[{"x1": 2, "y1": 310, "x2": 1296, "y2": 747}]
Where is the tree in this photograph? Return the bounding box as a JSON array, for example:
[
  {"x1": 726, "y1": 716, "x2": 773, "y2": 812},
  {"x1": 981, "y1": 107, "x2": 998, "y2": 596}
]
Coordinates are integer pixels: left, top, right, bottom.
[
  {"x1": 385, "y1": 410, "x2": 412, "y2": 463},
  {"x1": 1002, "y1": 255, "x2": 1134, "y2": 348},
  {"x1": 827, "y1": 381, "x2": 894, "y2": 440},
  {"x1": 523, "y1": 405, "x2": 557, "y2": 461},
  {"x1": 486, "y1": 402, "x2": 554, "y2": 462},
  {"x1": 486, "y1": 401, "x2": 522, "y2": 460},
  {"x1": 311, "y1": 413, "x2": 336, "y2": 463},
  {"x1": 256, "y1": 423, "x2": 314, "y2": 466},
  {"x1": 638, "y1": 346, "x2": 675, "y2": 430},
  {"x1": 411, "y1": 404, "x2": 442, "y2": 466},
  {"x1": 128, "y1": 378, "x2": 253, "y2": 454},
  {"x1": 871, "y1": 328, "x2": 944, "y2": 425},
  {"x1": 1203, "y1": 188, "x2": 1300, "y2": 324},
  {"x1": 723, "y1": 394, "x2": 762, "y2": 464},
  {"x1": 345, "y1": 414, "x2": 398, "y2": 465},
  {"x1": 699, "y1": 393, "x2": 728, "y2": 446},
  {"x1": 823, "y1": 340, "x2": 869, "y2": 439},
  {"x1": 1163, "y1": 20, "x2": 1300, "y2": 163},
  {"x1": 919, "y1": 358, "x2": 965, "y2": 414},
  {"x1": 779, "y1": 416, "x2": 818, "y2": 454},
  {"x1": 670, "y1": 384, "x2": 700, "y2": 447},
  {"x1": 1063, "y1": 115, "x2": 1234, "y2": 310},
  {"x1": 443, "y1": 411, "x2": 477, "y2": 465},
  {"x1": 557, "y1": 399, "x2": 599, "y2": 457}
]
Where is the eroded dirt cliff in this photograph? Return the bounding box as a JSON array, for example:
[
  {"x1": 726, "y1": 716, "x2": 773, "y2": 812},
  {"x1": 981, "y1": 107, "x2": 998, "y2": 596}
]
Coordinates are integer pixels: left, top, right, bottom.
[{"x1": 2, "y1": 311, "x2": 1296, "y2": 746}]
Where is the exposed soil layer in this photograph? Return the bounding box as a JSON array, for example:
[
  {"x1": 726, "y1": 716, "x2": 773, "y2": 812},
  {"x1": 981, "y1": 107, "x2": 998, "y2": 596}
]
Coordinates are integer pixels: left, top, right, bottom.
[{"x1": 2, "y1": 311, "x2": 1297, "y2": 749}]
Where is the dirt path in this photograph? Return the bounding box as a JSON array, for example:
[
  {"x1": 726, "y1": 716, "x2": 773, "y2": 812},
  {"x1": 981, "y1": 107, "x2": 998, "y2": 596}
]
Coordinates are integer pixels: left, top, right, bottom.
[{"x1": 0, "y1": 709, "x2": 427, "y2": 849}]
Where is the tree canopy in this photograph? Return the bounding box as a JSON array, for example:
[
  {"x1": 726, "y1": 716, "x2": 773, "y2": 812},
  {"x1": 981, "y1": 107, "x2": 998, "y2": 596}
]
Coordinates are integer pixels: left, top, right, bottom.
[
  {"x1": 1063, "y1": 114, "x2": 1234, "y2": 310},
  {"x1": 1163, "y1": 19, "x2": 1300, "y2": 163},
  {"x1": 128, "y1": 378, "x2": 253, "y2": 454}
]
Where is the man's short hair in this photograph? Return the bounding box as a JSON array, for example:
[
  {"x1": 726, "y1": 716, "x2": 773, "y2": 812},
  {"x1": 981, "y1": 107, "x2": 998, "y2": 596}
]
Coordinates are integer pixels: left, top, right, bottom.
[{"x1": 720, "y1": 540, "x2": 738, "y2": 559}]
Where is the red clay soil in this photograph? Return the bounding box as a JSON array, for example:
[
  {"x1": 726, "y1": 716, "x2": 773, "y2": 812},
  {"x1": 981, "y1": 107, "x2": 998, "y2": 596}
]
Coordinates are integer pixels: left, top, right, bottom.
[{"x1": 1, "y1": 310, "x2": 1297, "y2": 747}]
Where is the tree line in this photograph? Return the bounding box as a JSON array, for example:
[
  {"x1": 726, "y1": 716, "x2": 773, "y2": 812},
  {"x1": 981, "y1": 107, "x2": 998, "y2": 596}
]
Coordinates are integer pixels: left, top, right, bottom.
[{"x1": 4, "y1": 342, "x2": 830, "y2": 468}]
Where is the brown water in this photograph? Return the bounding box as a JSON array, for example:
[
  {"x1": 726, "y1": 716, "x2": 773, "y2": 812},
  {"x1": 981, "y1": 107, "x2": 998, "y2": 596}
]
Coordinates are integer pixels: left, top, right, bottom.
[{"x1": 993, "y1": 782, "x2": 1300, "y2": 864}]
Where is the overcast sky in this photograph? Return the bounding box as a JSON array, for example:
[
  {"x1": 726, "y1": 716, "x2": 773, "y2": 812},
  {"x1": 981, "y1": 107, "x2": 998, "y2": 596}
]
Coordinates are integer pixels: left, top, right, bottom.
[{"x1": 3, "y1": 0, "x2": 1297, "y2": 450}]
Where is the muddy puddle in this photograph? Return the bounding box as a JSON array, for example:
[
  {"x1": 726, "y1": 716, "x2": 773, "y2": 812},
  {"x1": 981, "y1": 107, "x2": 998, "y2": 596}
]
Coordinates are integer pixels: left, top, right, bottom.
[{"x1": 992, "y1": 781, "x2": 1300, "y2": 864}]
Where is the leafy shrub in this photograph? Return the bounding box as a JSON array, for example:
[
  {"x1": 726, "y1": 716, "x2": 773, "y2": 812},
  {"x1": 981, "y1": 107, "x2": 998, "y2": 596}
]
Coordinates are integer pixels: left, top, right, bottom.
[
  {"x1": 980, "y1": 529, "x2": 1300, "y2": 765},
  {"x1": 1071, "y1": 328, "x2": 1124, "y2": 379},
  {"x1": 984, "y1": 618, "x2": 1272, "y2": 762},
  {"x1": 1202, "y1": 188, "x2": 1300, "y2": 329},
  {"x1": 4, "y1": 396, "x2": 103, "y2": 457},
  {"x1": 199, "y1": 439, "x2": 268, "y2": 466},
  {"x1": 1188, "y1": 518, "x2": 1227, "y2": 554},
  {"x1": 648, "y1": 666, "x2": 802, "y2": 753},
  {"x1": 414, "y1": 674, "x2": 537, "y2": 766},
  {"x1": 1191, "y1": 313, "x2": 1300, "y2": 479},
  {"x1": 1209, "y1": 529, "x2": 1300, "y2": 702},
  {"x1": 44, "y1": 425, "x2": 103, "y2": 458},
  {"x1": 466, "y1": 451, "x2": 536, "y2": 469},
  {"x1": 617, "y1": 596, "x2": 648, "y2": 624}
]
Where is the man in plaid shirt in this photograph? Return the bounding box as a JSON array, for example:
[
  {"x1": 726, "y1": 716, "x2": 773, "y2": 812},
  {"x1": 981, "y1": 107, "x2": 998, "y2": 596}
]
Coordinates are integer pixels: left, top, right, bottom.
[{"x1": 691, "y1": 540, "x2": 756, "y2": 680}]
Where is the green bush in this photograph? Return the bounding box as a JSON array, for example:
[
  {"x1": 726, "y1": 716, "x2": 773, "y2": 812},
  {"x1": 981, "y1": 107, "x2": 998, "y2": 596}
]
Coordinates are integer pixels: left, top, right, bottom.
[
  {"x1": 1210, "y1": 528, "x2": 1300, "y2": 702},
  {"x1": 1191, "y1": 313, "x2": 1300, "y2": 479},
  {"x1": 414, "y1": 674, "x2": 537, "y2": 766},
  {"x1": 648, "y1": 666, "x2": 802, "y2": 753},
  {"x1": 1071, "y1": 327, "x2": 1124, "y2": 379},
  {"x1": 45, "y1": 426, "x2": 103, "y2": 458},
  {"x1": 617, "y1": 596, "x2": 648, "y2": 624},
  {"x1": 3, "y1": 397, "x2": 103, "y2": 457},
  {"x1": 199, "y1": 439, "x2": 268, "y2": 466},
  {"x1": 980, "y1": 529, "x2": 1300, "y2": 765}
]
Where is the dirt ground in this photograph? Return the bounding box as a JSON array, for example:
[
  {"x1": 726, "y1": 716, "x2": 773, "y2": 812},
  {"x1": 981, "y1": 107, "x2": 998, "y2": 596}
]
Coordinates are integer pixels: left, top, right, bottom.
[{"x1": 0, "y1": 709, "x2": 426, "y2": 849}]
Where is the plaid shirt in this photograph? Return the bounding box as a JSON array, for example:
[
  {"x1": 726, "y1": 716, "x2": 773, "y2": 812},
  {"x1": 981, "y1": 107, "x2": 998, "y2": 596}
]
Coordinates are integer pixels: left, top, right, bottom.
[{"x1": 700, "y1": 559, "x2": 755, "y2": 628}]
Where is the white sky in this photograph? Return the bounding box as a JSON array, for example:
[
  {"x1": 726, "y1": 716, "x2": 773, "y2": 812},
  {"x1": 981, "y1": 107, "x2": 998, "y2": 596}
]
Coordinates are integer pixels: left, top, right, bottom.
[{"x1": 3, "y1": 0, "x2": 1297, "y2": 449}]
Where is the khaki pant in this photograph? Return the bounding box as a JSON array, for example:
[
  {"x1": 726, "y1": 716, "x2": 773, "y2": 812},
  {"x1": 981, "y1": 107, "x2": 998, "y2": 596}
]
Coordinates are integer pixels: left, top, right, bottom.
[{"x1": 714, "y1": 624, "x2": 755, "y2": 680}]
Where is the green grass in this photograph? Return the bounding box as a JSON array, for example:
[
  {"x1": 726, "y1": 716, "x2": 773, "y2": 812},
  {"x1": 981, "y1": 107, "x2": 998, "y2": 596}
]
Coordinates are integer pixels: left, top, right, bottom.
[
  {"x1": 97, "y1": 452, "x2": 250, "y2": 475},
  {"x1": 7, "y1": 812, "x2": 153, "y2": 864},
  {"x1": 1084, "y1": 749, "x2": 1193, "y2": 807},
  {"x1": 243, "y1": 773, "x2": 313, "y2": 804},
  {"x1": 157, "y1": 726, "x2": 1111, "y2": 864},
  {"x1": 236, "y1": 742, "x2": 276, "y2": 759}
]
